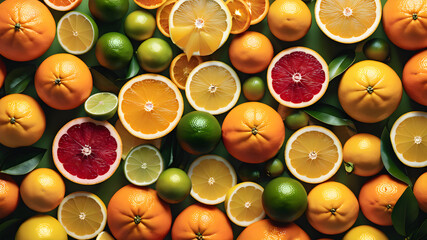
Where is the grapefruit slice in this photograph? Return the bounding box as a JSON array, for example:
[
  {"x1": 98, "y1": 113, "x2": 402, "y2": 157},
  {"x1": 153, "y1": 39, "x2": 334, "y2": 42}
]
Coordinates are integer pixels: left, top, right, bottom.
[
  {"x1": 44, "y1": 0, "x2": 82, "y2": 11},
  {"x1": 52, "y1": 117, "x2": 122, "y2": 185},
  {"x1": 267, "y1": 47, "x2": 329, "y2": 108}
]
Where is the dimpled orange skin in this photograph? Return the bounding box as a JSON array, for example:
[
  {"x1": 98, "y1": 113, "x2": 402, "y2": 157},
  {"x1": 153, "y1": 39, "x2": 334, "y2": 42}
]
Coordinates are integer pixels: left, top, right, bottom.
[
  {"x1": 0, "y1": 173, "x2": 19, "y2": 219},
  {"x1": 402, "y1": 49, "x2": 427, "y2": 106},
  {"x1": 359, "y1": 174, "x2": 407, "y2": 226},
  {"x1": 171, "y1": 203, "x2": 233, "y2": 240},
  {"x1": 237, "y1": 219, "x2": 310, "y2": 240},
  {"x1": 222, "y1": 102, "x2": 285, "y2": 164},
  {"x1": 413, "y1": 172, "x2": 427, "y2": 213}
]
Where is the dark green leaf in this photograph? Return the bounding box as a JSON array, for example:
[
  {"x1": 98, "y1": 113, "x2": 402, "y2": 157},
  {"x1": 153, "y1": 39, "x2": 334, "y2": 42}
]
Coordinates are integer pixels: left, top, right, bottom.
[
  {"x1": 0, "y1": 218, "x2": 22, "y2": 237},
  {"x1": 124, "y1": 55, "x2": 140, "y2": 80},
  {"x1": 0, "y1": 147, "x2": 46, "y2": 175},
  {"x1": 90, "y1": 66, "x2": 120, "y2": 94},
  {"x1": 380, "y1": 127, "x2": 412, "y2": 186},
  {"x1": 412, "y1": 219, "x2": 427, "y2": 240},
  {"x1": 328, "y1": 50, "x2": 355, "y2": 81},
  {"x1": 304, "y1": 103, "x2": 355, "y2": 129},
  {"x1": 4, "y1": 65, "x2": 36, "y2": 94},
  {"x1": 392, "y1": 186, "x2": 419, "y2": 236},
  {"x1": 161, "y1": 130, "x2": 176, "y2": 167}
]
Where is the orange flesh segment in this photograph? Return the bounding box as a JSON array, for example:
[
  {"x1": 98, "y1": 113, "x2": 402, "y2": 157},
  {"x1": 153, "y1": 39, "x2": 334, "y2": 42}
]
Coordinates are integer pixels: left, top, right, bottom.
[
  {"x1": 245, "y1": 0, "x2": 268, "y2": 24},
  {"x1": 394, "y1": 116, "x2": 427, "y2": 163},
  {"x1": 171, "y1": 54, "x2": 202, "y2": 89},
  {"x1": 227, "y1": 0, "x2": 251, "y2": 34},
  {"x1": 157, "y1": 0, "x2": 176, "y2": 37}
]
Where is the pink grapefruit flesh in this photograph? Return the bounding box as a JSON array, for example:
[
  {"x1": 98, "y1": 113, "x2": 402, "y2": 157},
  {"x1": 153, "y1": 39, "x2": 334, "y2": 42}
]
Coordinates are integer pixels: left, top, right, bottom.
[{"x1": 52, "y1": 117, "x2": 122, "y2": 185}]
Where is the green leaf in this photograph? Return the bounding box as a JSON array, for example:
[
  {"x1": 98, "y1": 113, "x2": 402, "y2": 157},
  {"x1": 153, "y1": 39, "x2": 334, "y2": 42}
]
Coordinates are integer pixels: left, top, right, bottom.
[
  {"x1": 90, "y1": 66, "x2": 120, "y2": 94},
  {"x1": 412, "y1": 219, "x2": 427, "y2": 240},
  {"x1": 0, "y1": 218, "x2": 22, "y2": 237},
  {"x1": 124, "y1": 55, "x2": 140, "y2": 80},
  {"x1": 4, "y1": 65, "x2": 36, "y2": 94},
  {"x1": 328, "y1": 50, "x2": 355, "y2": 81},
  {"x1": 392, "y1": 186, "x2": 419, "y2": 236},
  {"x1": 380, "y1": 127, "x2": 412, "y2": 186},
  {"x1": 0, "y1": 147, "x2": 46, "y2": 175},
  {"x1": 304, "y1": 103, "x2": 355, "y2": 129}
]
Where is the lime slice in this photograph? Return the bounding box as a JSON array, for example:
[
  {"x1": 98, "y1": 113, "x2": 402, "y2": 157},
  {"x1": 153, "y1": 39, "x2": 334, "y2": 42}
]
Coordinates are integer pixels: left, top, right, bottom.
[
  {"x1": 84, "y1": 92, "x2": 118, "y2": 120},
  {"x1": 57, "y1": 11, "x2": 99, "y2": 55},
  {"x1": 124, "y1": 144, "x2": 164, "y2": 186}
]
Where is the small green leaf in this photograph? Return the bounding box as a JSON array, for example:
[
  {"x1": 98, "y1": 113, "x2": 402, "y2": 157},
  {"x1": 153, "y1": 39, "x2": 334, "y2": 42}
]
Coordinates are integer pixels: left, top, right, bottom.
[
  {"x1": 412, "y1": 219, "x2": 427, "y2": 240},
  {"x1": 328, "y1": 50, "x2": 356, "y2": 81},
  {"x1": 4, "y1": 65, "x2": 36, "y2": 94},
  {"x1": 0, "y1": 218, "x2": 22, "y2": 237},
  {"x1": 304, "y1": 103, "x2": 355, "y2": 129},
  {"x1": 90, "y1": 66, "x2": 120, "y2": 94},
  {"x1": 161, "y1": 130, "x2": 176, "y2": 167},
  {"x1": 124, "y1": 55, "x2": 140, "y2": 80},
  {"x1": 344, "y1": 162, "x2": 354, "y2": 174},
  {"x1": 0, "y1": 147, "x2": 46, "y2": 175},
  {"x1": 392, "y1": 186, "x2": 419, "y2": 236}
]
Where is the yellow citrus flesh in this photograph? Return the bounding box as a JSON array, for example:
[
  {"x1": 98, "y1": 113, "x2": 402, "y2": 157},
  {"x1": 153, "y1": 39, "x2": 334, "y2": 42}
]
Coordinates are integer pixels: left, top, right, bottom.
[
  {"x1": 170, "y1": 53, "x2": 203, "y2": 89},
  {"x1": 156, "y1": 0, "x2": 177, "y2": 37},
  {"x1": 244, "y1": 0, "x2": 269, "y2": 25},
  {"x1": 57, "y1": 12, "x2": 96, "y2": 55},
  {"x1": 226, "y1": 0, "x2": 251, "y2": 34}
]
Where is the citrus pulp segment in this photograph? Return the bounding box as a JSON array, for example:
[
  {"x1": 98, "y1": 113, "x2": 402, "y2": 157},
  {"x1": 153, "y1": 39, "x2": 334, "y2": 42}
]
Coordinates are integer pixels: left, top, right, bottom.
[
  {"x1": 44, "y1": 0, "x2": 82, "y2": 11},
  {"x1": 267, "y1": 47, "x2": 329, "y2": 108},
  {"x1": 226, "y1": 0, "x2": 251, "y2": 34},
  {"x1": 96, "y1": 231, "x2": 115, "y2": 240},
  {"x1": 285, "y1": 126, "x2": 343, "y2": 184},
  {"x1": 156, "y1": 0, "x2": 178, "y2": 37},
  {"x1": 118, "y1": 74, "x2": 184, "y2": 139},
  {"x1": 170, "y1": 53, "x2": 203, "y2": 90},
  {"x1": 84, "y1": 92, "x2": 118, "y2": 120},
  {"x1": 124, "y1": 144, "x2": 164, "y2": 186},
  {"x1": 134, "y1": 0, "x2": 167, "y2": 9},
  {"x1": 244, "y1": 0, "x2": 269, "y2": 25},
  {"x1": 186, "y1": 61, "x2": 241, "y2": 115}
]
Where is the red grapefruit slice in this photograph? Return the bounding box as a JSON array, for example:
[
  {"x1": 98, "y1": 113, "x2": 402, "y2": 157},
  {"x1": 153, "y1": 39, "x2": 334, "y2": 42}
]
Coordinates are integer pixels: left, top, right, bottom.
[
  {"x1": 52, "y1": 117, "x2": 122, "y2": 185},
  {"x1": 267, "y1": 47, "x2": 329, "y2": 108}
]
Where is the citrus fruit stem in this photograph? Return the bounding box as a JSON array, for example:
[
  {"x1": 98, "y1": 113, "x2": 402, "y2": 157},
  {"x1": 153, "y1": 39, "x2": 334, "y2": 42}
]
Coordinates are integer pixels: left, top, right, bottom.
[
  {"x1": 251, "y1": 127, "x2": 258, "y2": 135},
  {"x1": 9, "y1": 117, "x2": 16, "y2": 124},
  {"x1": 196, "y1": 232, "x2": 204, "y2": 240},
  {"x1": 366, "y1": 86, "x2": 374, "y2": 94},
  {"x1": 55, "y1": 78, "x2": 62, "y2": 85},
  {"x1": 413, "y1": 13, "x2": 418, "y2": 20},
  {"x1": 386, "y1": 204, "x2": 392, "y2": 210},
  {"x1": 14, "y1": 23, "x2": 21, "y2": 31},
  {"x1": 344, "y1": 162, "x2": 354, "y2": 174},
  {"x1": 330, "y1": 208, "x2": 336, "y2": 215},
  {"x1": 134, "y1": 215, "x2": 142, "y2": 224}
]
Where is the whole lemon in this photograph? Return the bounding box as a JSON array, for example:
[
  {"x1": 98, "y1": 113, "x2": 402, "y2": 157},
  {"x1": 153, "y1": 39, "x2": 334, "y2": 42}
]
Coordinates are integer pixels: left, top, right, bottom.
[
  {"x1": 343, "y1": 225, "x2": 388, "y2": 240},
  {"x1": 15, "y1": 215, "x2": 67, "y2": 240}
]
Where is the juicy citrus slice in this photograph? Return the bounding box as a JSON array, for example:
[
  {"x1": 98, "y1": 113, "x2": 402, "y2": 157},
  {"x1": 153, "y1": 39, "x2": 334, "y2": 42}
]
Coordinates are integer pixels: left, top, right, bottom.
[
  {"x1": 169, "y1": 0, "x2": 232, "y2": 57},
  {"x1": 226, "y1": 0, "x2": 251, "y2": 34},
  {"x1": 315, "y1": 0, "x2": 382, "y2": 43},
  {"x1": 267, "y1": 47, "x2": 329, "y2": 108},
  {"x1": 96, "y1": 231, "x2": 115, "y2": 240},
  {"x1": 186, "y1": 61, "x2": 241, "y2": 115},
  {"x1": 244, "y1": 0, "x2": 269, "y2": 25},
  {"x1": 285, "y1": 126, "x2": 343, "y2": 184},
  {"x1": 124, "y1": 144, "x2": 164, "y2": 186},
  {"x1": 134, "y1": 0, "x2": 167, "y2": 9},
  {"x1": 44, "y1": 0, "x2": 82, "y2": 11},
  {"x1": 57, "y1": 11, "x2": 98, "y2": 55},
  {"x1": 118, "y1": 74, "x2": 184, "y2": 140},
  {"x1": 390, "y1": 111, "x2": 427, "y2": 168},
  {"x1": 156, "y1": 0, "x2": 177, "y2": 37},
  {"x1": 58, "y1": 192, "x2": 107, "y2": 240},
  {"x1": 188, "y1": 155, "x2": 237, "y2": 205},
  {"x1": 225, "y1": 182, "x2": 265, "y2": 227},
  {"x1": 84, "y1": 92, "x2": 118, "y2": 120},
  {"x1": 170, "y1": 53, "x2": 203, "y2": 90}
]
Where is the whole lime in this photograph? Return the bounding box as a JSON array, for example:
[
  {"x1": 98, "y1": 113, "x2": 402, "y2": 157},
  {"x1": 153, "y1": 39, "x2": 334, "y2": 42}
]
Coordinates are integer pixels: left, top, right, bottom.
[
  {"x1": 265, "y1": 158, "x2": 285, "y2": 178},
  {"x1": 124, "y1": 10, "x2": 156, "y2": 41},
  {"x1": 95, "y1": 32, "x2": 133, "y2": 70},
  {"x1": 243, "y1": 76, "x2": 265, "y2": 101},
  {"x1": 15, "y1": 215, "x2": 68, "y2": 240},
  {"x1": 136, "y1": 38, "x2": 173, "y2": 73},
  {"x1": 262, "y1": 177, "x2": 308, "y2": 223},
  {"x1": 156, "y1": 168, "x2": 192, "y2": 204},
  {"x1": 238, "y1": 163, "x2": 261, "y2": 182},
  {"x1": 89, "y1": 0, "x2": 129, "y2": 22},
  {"x1": 363, "y1": 38, "x2": 390, "y2": 62},
  {"x1": 176, "y1": 111, "x2": 221, "y2": 155},
  {"x1": 284, "y1": 110, "x2": 309, "y2": 130}
]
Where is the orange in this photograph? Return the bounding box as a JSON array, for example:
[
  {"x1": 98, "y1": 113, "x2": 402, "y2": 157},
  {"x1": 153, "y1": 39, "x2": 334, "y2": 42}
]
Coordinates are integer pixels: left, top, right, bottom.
[
  {"x1": 414, "y1": 172, "x2": 427, "y2": 213},
  {"x1": 306, "y1": 181, "x2": 359, "y2": 235},
  {"x1": 237, "y1": 220, "x2": 310, "y2": 240},
  {"x1": 35, "y1": 53, "x2": 93, "y2": 110},
  {"x1": 244, "y1": 0, "x2": 269, "y2": 25},
  {"x1": 229, "y1": 31, "x2": 274, "y2": 74},
  {"x1": 383, "y1": 0, "x2": 427, "y2": 50},
  {"x1": 156, "y1": 0, "x2": 177, "y2": 37},
  {"x1": 0, "y1": 58, "x2": 6, "y2": 89},
  {"x1": 226, "y1": 0, "x2": 251, "y2": 34},
  {"x1": 0, "y1": 0, "x2": 55, "y2": 62},
  {"x1": 359, "y1": 174, "x2": 407, "y2": 226},
  {"x1": 44, "y1": 0, "x2": 82, "y2": 11},
  {"x1": 402, "y1": 49, "x2": 427, "y2": 106},
  {"x1": 171, "y1": 203, "x2": 233, "y2": 240},
  {"x1": 170, "y1": 53, "x2": 203, "y2": 90},
  {"x1": 343, "y1": 225, "x2": 388, "y2": 240},
  {"x1": 0, "y1": 94, "x2": 46, "y2": 148},
  {"x1": 107, "y1": 185, "x2": 172, "y2": 240},
  {"x1": 222, "y1": 102, "x2": 285, "y2": 164},
  {"x1": 134, "y1": 0, "x2": 167, "y2": 9},
  {"x1": 0, "y1": 173, "x2": 19, "y2": 219},
  {"x1": 267, "y1": 0, "x2": 312, "y2": 42}
]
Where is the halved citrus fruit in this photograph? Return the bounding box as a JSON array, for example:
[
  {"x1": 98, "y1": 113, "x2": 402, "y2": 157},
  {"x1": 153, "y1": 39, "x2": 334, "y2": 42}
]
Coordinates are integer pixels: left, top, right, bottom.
[
  {"x1": 226, "y1": 0, "x2": 251, "y2": 34},
  {"x1": 267, "y1": 47, "x2": 329, "y2": 108},
  {"x1": 52, "y1": 117, "x2": 122, "y2": 185},
  {"x1": 188, "y1": 155, "x2": 237, "y2": 205},
  {"x1": 245, "y1": 0, "x2": 269, "y2": 25},
  {"x1": 156, "y1": 0, "x2": 177, "y2": 37},
  {"x1": 285, "y1": 126, "x2": 343, "y2": 184},
  {"x1": 390, "y1": 111, "x2": 427, "y2": 168},
  {"x1": 44, "y1": 0, "x2": 82, "y2": 11},
  {"x1": 169, "y1": 0, "x2": 232, "y2": 57},
  {"x1": 170, "y1": 53, "x2": 203, "y2": 90},
  {"x1": 96, "y1": 231, "x2": 114, "y2": 240},
  {"x1": 186, "y1": 61, "x2": 241, "y2": 115},
  {"x1": 134, "y1": 0, "x2": 167, "y2": 9},
  {"x1": 84, "y1": 92, "x2": 118, "y2": 121},
  {"x1": 118, "y1": 74, "x2": 184, "y2": 140},
  {"x1": 124, "y1": 144, "x2": 164, "y2": 186},
  {"x1": 315, "y1": 0, "x2": 382, "y2": 43}
]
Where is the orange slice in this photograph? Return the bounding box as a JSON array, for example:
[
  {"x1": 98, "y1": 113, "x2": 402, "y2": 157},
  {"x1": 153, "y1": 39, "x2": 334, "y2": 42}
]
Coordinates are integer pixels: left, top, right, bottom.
[
  {"x1": 44, "y1": 0, "x2": 82, "y2": 11},
  {"x1": 134, "y1": 0, "x2": 167, "y2": 9},
  {"x1": 156, "y1": 0, "x2": 177, "y2": 37},
  {"x1": 170, "y1": 53, "x2": 203, "y2": 90},
  {"x1": 226, "y1": 0, "x2": 251, "y2": 34},
  {"x1": 244, "y1": 0, "x2": 269, "y2": 25}
]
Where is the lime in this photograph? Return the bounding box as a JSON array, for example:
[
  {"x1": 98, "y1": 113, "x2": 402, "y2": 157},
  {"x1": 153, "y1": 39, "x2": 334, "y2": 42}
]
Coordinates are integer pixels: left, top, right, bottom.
[
  {"x1": 363, "y1": 38, "x2": 390, "y2": 62},
  {"x1": 124, "y1": 10, "x2": 156, "y2": 41},
  {"x1": 84, "y1": 92, "x2": 118, "y2": 120},
  {"x1": 238, "y1": 163, "x2": 261, "y2": 182},
  {"x1": 89, "y1": 0, "x2": 129, "y2": 22},
  {"x1": 124, "y1": 144, "x2": 164, "y2": 186},
  {"x1": 262, "y1": 177, "x2": 308, "y2": 223},
  {"x1": 176, "y1": 111, "x2": 221, "y2": 155},
  {"x1": 156, "y1": 168, "x2": 192, "y2": 204},
  {"x1": 95, "y1": 32, "x2": 133, "y2": 70},
  {"x1": 265, "y1": 158, "x2": 284, "y2": 178},
  {"x1": 284, "y1": 110, "x2": 310, "y2": 130},
  {"x1": 136, "y1": 38, "x2": 173, "y2": 73},
  {"x1": 243, "y1": 76, "x2": 265, "y2": 101}
]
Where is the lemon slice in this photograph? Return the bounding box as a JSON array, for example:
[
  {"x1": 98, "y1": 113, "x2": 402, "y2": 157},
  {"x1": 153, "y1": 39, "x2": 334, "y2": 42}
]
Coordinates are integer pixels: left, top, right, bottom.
[
  {"x1": 124, "y1": 144, "x2": 164, "y2": 186},
  {"x1": 96, "y1": 231, "x2": 115, "y2": 240},
  {"x1": 225, "y1": 182, "x2": 265, "y2": 227},
  {"x1": 285, "y1": 126, "x2": 343, "y2": 184},
  {"x1": 390, "y1": 111, "x2": 427, "y2": 168},
  {"x1": 57, "y1": 192, "x2": 107, "y2": 240},
  {"x1": 84, "y1": 92, "x2": 118, "y2": 120},
  {"x1": 188, "y1": 155, "x2": 237, "y2": 205}
]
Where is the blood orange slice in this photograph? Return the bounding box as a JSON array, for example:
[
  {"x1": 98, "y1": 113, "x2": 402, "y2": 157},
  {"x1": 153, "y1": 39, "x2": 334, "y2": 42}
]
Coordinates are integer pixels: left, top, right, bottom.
[
  {"x1": 52, "y1": 117, "x2": 122, "y2": 185},
  {"x1": 267, "y1": 47, "x2": 329, "y2": 108}
]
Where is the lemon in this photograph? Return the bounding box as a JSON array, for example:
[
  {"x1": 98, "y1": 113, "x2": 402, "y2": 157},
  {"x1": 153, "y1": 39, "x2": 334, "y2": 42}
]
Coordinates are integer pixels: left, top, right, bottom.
[{"x1": 16, "y1": 215, "x2": 67, "y2": 240}]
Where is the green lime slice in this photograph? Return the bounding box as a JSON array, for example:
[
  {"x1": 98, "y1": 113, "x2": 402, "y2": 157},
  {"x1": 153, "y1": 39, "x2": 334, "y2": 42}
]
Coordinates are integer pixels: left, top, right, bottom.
[
  {"x1": 124, "y1": 144, "x2": 164, "y2": 186},
  {"x1": 84, "y1": 92, "x2": 118, "y2": 120}
]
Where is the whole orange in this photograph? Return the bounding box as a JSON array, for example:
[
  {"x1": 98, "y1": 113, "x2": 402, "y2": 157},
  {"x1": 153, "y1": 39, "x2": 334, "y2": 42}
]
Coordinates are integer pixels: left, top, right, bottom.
[
  {"x1": 228, "y1": 31, "x2": 274, "y2": 74},
  {"x1": 237, "y1": 219, "x2": 310, "y2": 240},
  {"x1": 0, "y1": 94, "x2": 46, "y2": 148},
  {"x1": 0, "y1": 58, "x2": 6, "y2": 89},
  {"x1": 414, "y1": 172, "x2": 427, "y2": 213},
  {"x1": 35, "y1": 53, "x2": 93, "y2": 110},
  {"x1": 0, "y1": 0, "x2": 56, "y2": 62},
  {"x1": 306, "y1": 181, "x2": 359, "y2": 235},
  {"x1": 359, "y1": 174, "x2": 407, "y2": 226},
  {"x1": 171, "y1": 203, "x2": 233, "y2": 240},
  {"x1": 383, "y1": 0, "x2": 427, "y2": 50},
  {"x1": 0, "y1": 173, "x2": 19, "y2": 219},
  {"x1": 20, "y1": 168, "x2": 65, "y2": 213},
  {"x1": 402, "y1": 49, "x2": 427, "y2": 106},
  {"x1": 222, "y1": 102, "x2": 285, "y2": 164},
  {"x1": 107, "y1": 185, "x2": 172, "y2": 240}
]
